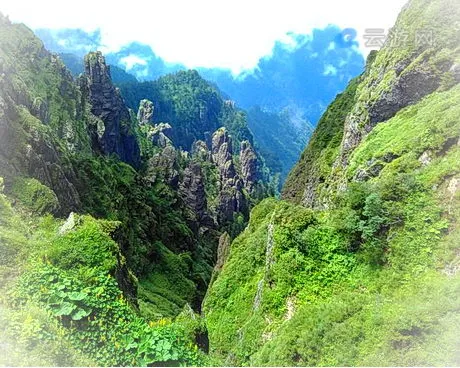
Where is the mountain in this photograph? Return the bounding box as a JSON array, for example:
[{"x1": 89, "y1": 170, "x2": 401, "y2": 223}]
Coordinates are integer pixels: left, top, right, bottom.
[
  {"x1": 200, "y1": 26, "x2": 364, "y2": 117},
  {"x1": 1, "y1": 0, "x2": 459, "y2": 365},
  {"x1": 117, "y1": 72, "x2": 253, "y2": 152},
  {"x1": 0, "y1": 14, "x2": 271, "y2": 366},
  {"x1": 246, "y1": 106, "x2": 313, "y2": 184},
  {"x1": 203, "y1": 0, "x2": 460, "y2": 365},
  {"x1": 33, "y1": 26, "x2": 365, "y2": 184}
]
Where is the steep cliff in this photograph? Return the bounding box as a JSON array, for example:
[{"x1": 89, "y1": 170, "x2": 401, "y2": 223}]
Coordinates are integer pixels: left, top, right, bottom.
[
  {"x1": 204, "y1": 0, "x2": 460, "y2": 365},
  {"x1": 81, "y1": 52, "x2": 140, "y2": 168},
  {"x1": 0, "y1": 13, "x2": 269, "y2": 366},
  {"x1": 283, "y1": 0, "x2": 460, "y2": 207}
]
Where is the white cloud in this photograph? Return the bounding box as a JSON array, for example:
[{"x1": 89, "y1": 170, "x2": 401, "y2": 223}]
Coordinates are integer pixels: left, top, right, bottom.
[
  {"x1": 327, "y1": 42, "x2": 336, "y2": 51},
  {"x1": 323, "y1": 64, "x2": 338, "y2": 76},
  {"x1": 0, "y1": 0, "x2": 408, "y2": 73},
  {"x1": 119, "y1": 55, "x2": 148, "y2": 70}
]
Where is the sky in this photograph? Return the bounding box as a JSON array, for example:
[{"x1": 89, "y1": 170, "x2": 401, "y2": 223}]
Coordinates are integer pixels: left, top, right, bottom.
[{"x1": 0, "y1": 0, "x2": 408, "y2": 74}]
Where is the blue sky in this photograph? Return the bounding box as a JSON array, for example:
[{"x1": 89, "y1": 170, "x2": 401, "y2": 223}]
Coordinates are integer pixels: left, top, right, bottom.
[{"x1": 1, "y1": 0, "x2": 407, "y2": 74}]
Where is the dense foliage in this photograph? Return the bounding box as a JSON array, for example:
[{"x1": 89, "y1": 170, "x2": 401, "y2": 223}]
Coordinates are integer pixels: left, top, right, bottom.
[
  {"x1": 204, "y1": 0, "x2": 460, "y2": 365},
  {"x1": 1, "y1": 0, "x2": 459, "y2": 366},
  {"x1": 0, "y1": 197, "x2": 204, "y2": 366}
]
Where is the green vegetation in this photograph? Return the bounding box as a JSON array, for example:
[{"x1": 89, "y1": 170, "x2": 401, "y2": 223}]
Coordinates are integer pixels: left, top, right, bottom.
[
  {"x1": 10, "y1": 177, "x2": 59, "y2": 214},
  {"x1": 0, "y1": 193, "x2": 204, "y2": 366},
  {"x1": 282, "y1": 77, "x2": 360, "y2": 202},
  {"x1": 119, "y1": 70, "x2": 264, "y2": 158},
  {"x1": 204, "y1": 0, "x2": 460, "y2": 365},
  {"x1": 120, "y1": 70, "x2": 225, "y2": 150},
  {"x1": 1, "y1": 0, "x2": 460, "y2": 365},
  {"x1": 205, "y1": 126, "x2": 460, "y2": 364},
  {"x1": 0, "y1": 13, "x2": 212, "y2": 366}
]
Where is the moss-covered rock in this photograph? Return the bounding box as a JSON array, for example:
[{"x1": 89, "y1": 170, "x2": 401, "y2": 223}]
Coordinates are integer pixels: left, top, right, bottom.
[{"x1": 10, "y1": 177, "x2": 59, "y2": 214}]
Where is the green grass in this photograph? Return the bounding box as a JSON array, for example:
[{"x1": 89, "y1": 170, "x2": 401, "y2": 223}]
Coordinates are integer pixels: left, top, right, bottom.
[{"x1": 205, "y1": 52, "x2": 460, "y2": 365}]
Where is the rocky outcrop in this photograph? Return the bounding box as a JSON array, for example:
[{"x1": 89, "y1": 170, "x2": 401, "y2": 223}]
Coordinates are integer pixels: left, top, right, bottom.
[
  {"x1": 214, "y1": 232, "x2": 231, "y2": 272},
  {"x1": 149, "y1": 123, "x2": 173, "y2": 148},
  {"x1": 147, "y1": 145, "x2": 180, "y2": 188},
  {"x1": 137, "y1": 99, "x2": 154, "y2": 125},
  {"x1": 24, "y1": 138, "x2": 81, "y2": 214},
  {"x1": 240, "y1": 140, "x2": 258, "y2": 193},
  {"x1": 212, "y1": 128, "x2": 236, "y2": 181},
  {"x1": 82, "y1": 52, "x2": 140, "y2": 169},
  {"x1": 192, "y1": 140, "x2": 211, "y2": 161},
  {"x1": 211, "y1": 128, "x2": 248, "y2": 224},
  {"x1": 207, "y1": 231, "x2": 231, "y2": 289},
  {"x1": 179, "y1": 161, "x2": 214, "y2": 230},
  {"x1": 137, "y1": 99, "x2": 173, "y2": 148},
  {"x1": 335, "y1": 7, "x2": 457, "y2": 171}
]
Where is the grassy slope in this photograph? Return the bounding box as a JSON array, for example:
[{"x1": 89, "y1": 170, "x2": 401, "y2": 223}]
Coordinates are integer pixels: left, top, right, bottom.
[
  {"x1": 204, "y1": 0, "x2": 460, "y2": 361},
  {"x1": 204, "y1": 84, "x2": 460, "y2": 366}
]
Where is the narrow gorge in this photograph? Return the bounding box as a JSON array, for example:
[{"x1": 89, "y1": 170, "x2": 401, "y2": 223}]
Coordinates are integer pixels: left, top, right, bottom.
[{"x1": 1, "y1": 0, "x2": 459, "y2": 366}]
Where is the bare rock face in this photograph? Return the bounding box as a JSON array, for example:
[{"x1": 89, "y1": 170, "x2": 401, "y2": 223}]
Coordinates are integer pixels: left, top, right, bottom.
[
  {"x1": 192, "y1": 140, "x2": 211, "y2": 161},
  {"x1": 0, "y1": 63, "x2": 81, "y2": 215},
  {"x1": 450, "y1": 63, "x2": 460, "y2": 83},
  {"x1": 337, "y1": 49, "x2": 454, "y2": 169},
  {"x1": 214, "y1": 232, "x2": 231, "y2": 271},
  {"x1": 367, "y1": 66, "x2": 446, "y2": 126},
  {"x1": 150, "y1": 123, "x2": 173, "y2": 148},
  {"x1": 212, "y1": 127, "x2": 236, "y2": 181},
  {"x1": 179, "y1": 161, "x2": 216, "y2": 231},
  {"x1": 211, "y1": 128, "x2": 248, "y2": 224},
  {"x1": 137, "y1": 99, "x2": 154, "y2": 125},
  {"x1": 147, "y1": 145, "x2": 180, "y2": 188},
  {"x1": 179, "y1": 162, "x2": 207, "y2": 223},
  {"x1": 83, "y1": 52, "x2": 140, "y2": 169},
  {"x1": 240, "y1": 140, "x2": 258, "y2": 193}
]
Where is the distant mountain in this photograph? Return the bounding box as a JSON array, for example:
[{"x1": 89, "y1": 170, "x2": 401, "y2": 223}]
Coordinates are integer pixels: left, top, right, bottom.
[
  {"x1": 200, "y1": 26, "x2": 364, "y2": 120},
  {"x1": 246, "y1": 106, "x2": 313, "y2": 184},
  {"x1": 34, "y1": 25, "x2": 364, "y2": 183}
]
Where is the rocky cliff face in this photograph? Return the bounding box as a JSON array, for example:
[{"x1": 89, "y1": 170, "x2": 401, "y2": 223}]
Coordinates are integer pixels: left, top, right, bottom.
[
  {"x1": 147, "y1": 145, "x2": 181, "y2": 187},
  {"x1": 211, "y1": 128, "x2": 248, "y2": 224},
  {"x1": 146, "y1": 124, "x2": 262, "y2": 230},
  {"x1": 179, "y1": 161, "x2": 216, "y2": 232},
  {"x1": 283, "y1": 0, "x2": 460, "y2": 208},
  {"x1": 240, "y1": 140, "x2": 259, "y2": 193},
  {"x1": 0, "y1": 16, "x2": 83, "y2": 214},
  {"x1": 150, "y1": 122, "x2": 173, "y2": 148},
  {"x1": 82, "y1": 51, "x2": 141, "y2": 168},
  {"x1": 137, "y1": 99, "x2": 154, "y2": 125}
]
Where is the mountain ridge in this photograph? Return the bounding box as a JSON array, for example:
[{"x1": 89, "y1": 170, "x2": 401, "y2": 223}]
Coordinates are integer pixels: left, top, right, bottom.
[
  {"x1": 0, "y1": 0, "x2": 459, "y2": 365},
  {"x1": 203, "y1": 0, "x2": 460, "y2": 365}
]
